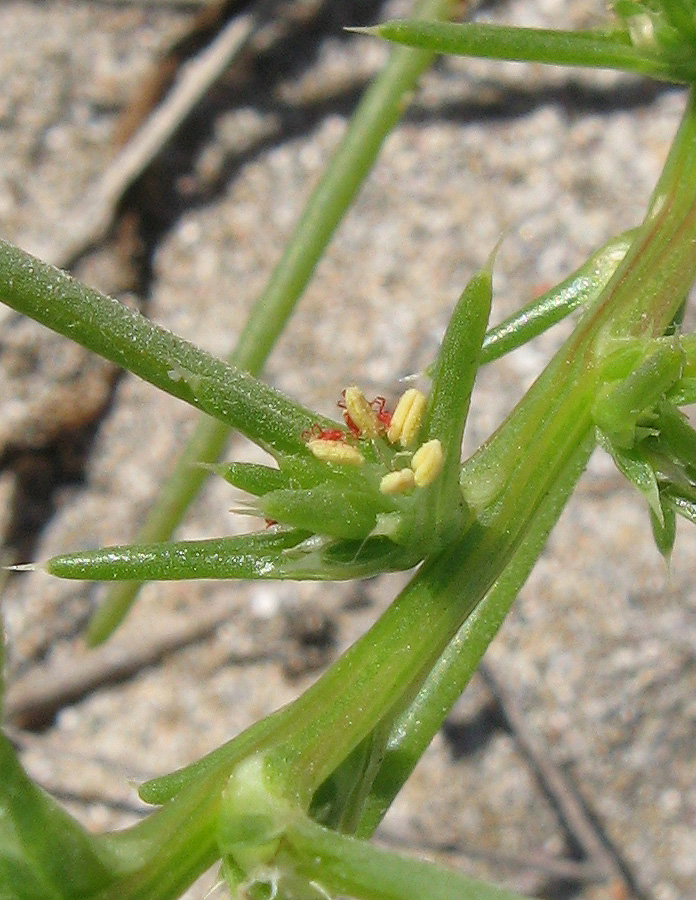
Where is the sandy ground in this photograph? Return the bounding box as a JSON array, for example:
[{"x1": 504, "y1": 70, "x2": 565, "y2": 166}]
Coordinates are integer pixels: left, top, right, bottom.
[{"x1": 1, "y1": 1, "x2": 695, "y2": 899}]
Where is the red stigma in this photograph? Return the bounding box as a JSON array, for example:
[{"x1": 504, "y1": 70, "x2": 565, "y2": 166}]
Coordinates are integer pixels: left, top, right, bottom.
[
  {"x1": 302, "y1": 423, "x2": 348, "y2": 443},
  {"x1": 318, "y1": 428, "x2": 347, "y2": 442},
  {"x1": 371, "y1": 396, "x2": 392, "y2": 428}
]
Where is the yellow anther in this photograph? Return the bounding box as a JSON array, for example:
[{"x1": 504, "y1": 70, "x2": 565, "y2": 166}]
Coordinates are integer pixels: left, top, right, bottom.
[
  {"x1": 344, "y1": 386, "x2": 384, "y2": 438},
  {"x1": 307, "y1": 438, "x2": 364, "y2": 466},
  {"x1": 387, "y1": 388, "x2": 427, "y2": 447},
  {"x1": 411, "y1": 439, "x2": 444, "y2": 487},
  {"x1": 379, "y1": 467, "x2": 415, "y2": 495}
]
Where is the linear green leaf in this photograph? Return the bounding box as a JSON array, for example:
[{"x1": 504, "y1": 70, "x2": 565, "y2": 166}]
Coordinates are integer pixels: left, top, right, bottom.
[
  {"x1": 358, "y1": 20, "x2": 693, "y2": 82},
  {"x1": 480, "y1": 230, "x2": 634, "y2": 365},
  {"x1": 286, "y1": 816, "x2": 531, "y2": 900},
  {"x1": 44, "y1": 531, "x2": 310, "y2": 581},
  {"x1": 419, "y1": 259, "x2": 492, "y2": 546},
  {"x1": 0, "y1": 240, "x2": 328, "y2": 457}
]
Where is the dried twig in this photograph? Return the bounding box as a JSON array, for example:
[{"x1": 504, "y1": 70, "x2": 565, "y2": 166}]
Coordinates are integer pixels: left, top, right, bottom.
[
  {"x1": 481, "y1": 660, "x2": 637, "y2": 898},
  {"x1": 4, "y1": 602, "x2": 238, "y2": 729},
  {"x1": 5, "y1": 723, "x2": 157, "y2": 781},
  {"x1": 47, "y1": 4, "x2": 263, "y2": 268},
  {"x1": 378, "y1": 826, "x2": 606, "y2": 886}
]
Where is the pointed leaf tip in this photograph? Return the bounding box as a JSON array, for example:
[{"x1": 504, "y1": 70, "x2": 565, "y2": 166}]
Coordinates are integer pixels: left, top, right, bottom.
[
  {"x1": 5, "y1": 562, "x2": 37, "y2": 573},
  {"x1": 344, "y1": 25, "x2": 379, "y2": 36}
]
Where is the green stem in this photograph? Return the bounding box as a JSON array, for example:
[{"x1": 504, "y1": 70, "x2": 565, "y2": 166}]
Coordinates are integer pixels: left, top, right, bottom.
[
  {"x1": 88, "y1": 0, "x2": 455, "y2": 643},
  {"x1": 264, "y1": 523, "x2": 507, "y2": 803},
  {"x1": 354, "y1": 435, "x2": 594, "y2": 836},
  {"x1": 95, "y1": 711, "x2": 295, "y2": 897}
]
